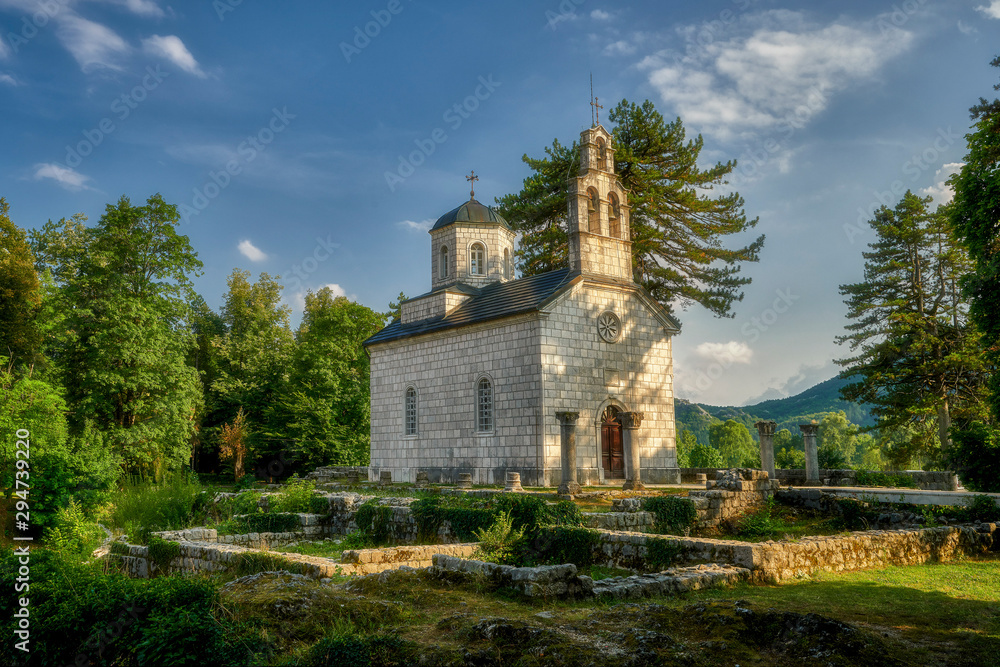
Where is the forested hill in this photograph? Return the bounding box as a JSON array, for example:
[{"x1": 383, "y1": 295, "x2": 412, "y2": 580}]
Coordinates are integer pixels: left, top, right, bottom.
[{"x1": 675, "y1": 376, "x2": 874, "y2": 446}]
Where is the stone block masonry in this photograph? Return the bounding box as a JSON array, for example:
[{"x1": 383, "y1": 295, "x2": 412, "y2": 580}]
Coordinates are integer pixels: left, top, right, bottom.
[
  {"x1": 688, "y1": 468, "x2": 780, "y2": 529},
  {"x1": 588, "y1": 522, "x2": 999, "y2": 583}
]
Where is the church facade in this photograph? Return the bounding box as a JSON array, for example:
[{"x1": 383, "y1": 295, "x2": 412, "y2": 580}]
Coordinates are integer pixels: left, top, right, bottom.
[{"x1": 364, "y1": 124, "x2": 680, "y2": 486}]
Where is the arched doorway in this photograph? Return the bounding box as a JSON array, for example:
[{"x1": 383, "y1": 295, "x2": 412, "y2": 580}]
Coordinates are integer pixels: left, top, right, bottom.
[{"x1": 601, "y1": 406, "x2": 624, "y2": 479}]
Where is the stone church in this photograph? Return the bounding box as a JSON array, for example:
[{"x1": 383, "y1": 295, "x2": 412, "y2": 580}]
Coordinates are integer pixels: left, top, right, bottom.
[{"x1": 364, "y1": 124, "x2": 680, "y2": 486}]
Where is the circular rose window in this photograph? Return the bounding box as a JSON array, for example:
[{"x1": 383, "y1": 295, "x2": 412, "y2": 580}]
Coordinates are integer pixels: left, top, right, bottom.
[{"x1": 597, "y1": 311, "x2": 621, "y2": 343}]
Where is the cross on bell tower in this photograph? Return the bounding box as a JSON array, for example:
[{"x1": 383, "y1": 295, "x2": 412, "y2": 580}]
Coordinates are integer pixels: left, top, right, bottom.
[
  {"x1": 590, "y1": 97, "x2": 604, "y2": 126},
  {"x1": 466, "y1": 170, "x2": 479, "y2": 200}
]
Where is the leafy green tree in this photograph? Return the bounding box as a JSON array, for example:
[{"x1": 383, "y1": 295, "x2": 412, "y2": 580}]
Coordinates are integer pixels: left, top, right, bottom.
[
  {"x1": 836, "y1": 191, "x2": 986, "y2": 465},
  {"x1": 210, "y1": 269, "x2": 295, "y2": 463},
  {"x1": 946, "y1": 55, "x2": 1000, "y2": 490},
  {"x1": 708, "y1": 419, "x2": 756, "y2": 468},
  {"x1": 497, "y1": 99, "x2": 764, "y2": 319},
  {"x1": 31, "y1": 195, "x2": 203, "y2": 477},
  {"x1": 387, "y1": 291, "x2": 407, "y2": 322},
  {"x1": 818, "y1": 411, "x2": 859, "y2": 464},
  {"x1": 775, "y1": 447, "x2": 805, "y2": 470},
  {"x1": 675, "y1": 429, "x2": 699, "y2": 468},
  {"x1": 265, "y1": 289, "x2": 385, "y2": 468},
  {"x1": 688, "y1": 443, "x2": 723, "y2": 468},
  {"x1": 0, "y1": 199, "x2": 41, "y2": 366}
]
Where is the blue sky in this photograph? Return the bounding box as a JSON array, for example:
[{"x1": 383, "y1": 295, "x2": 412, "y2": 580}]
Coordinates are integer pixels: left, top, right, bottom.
[{"x1": 1, "y1": 0, "x2": 998, "y2": 406}]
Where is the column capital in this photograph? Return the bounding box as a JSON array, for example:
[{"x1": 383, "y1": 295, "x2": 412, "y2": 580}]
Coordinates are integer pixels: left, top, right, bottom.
[
  {"x1": 621, "y1": 411, "x2": 644, "y2": 430},
  {"x1": 755, "y1": 420, "x2": 778, "y2": 437},
  {"x1": 799, "y1": 423, "x2": 820, "y2": 437},
  {"x1": 556, "y1": 411, "x2": 580, "y2": 425}
]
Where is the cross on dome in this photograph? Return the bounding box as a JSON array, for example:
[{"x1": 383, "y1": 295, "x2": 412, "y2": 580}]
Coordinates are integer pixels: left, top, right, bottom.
[{"x1": 466, "y1": 170, "x2": 479, "y2": 200}]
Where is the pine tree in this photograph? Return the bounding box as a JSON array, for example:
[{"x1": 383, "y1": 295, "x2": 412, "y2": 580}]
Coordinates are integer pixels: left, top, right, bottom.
[
  {"x1": 835, "y1": 191, "x2": 986, "y2": 465},
  {"x1": 496, "y1": 99, "x2": 763, "y2": 319}
]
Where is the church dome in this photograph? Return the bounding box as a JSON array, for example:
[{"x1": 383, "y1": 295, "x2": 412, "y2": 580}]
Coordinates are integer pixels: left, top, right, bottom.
[{"x1": 431, "y1": 198, "x2": 511, "y2": 231}]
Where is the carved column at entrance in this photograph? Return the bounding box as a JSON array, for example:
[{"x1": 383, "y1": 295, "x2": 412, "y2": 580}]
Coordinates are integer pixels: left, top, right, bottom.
[
  {"x1": 799, "y1": 422, "x2": 821, "y2": 486},
  {"x1": 556, "y1": 412, "x2": 581, "y2": 495},
  {"x1": 621, "y1": 411, "x2": 645, "y2": 491},
  {"x1": 755, "y1": 420, "x2": 777, "y2": 480}
]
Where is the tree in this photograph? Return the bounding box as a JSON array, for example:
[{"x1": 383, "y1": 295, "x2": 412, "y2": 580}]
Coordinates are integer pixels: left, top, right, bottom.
[
  {"x1": 497, "y1": 99, "x2": 764, "y2": 319},
  {"x1": 0, "y1": 199, "x2": 41, "y2": 366},
  {"x1": 946, "y1": 55, "x2": 1000, "y2": 490},
  {"x1": 818, "y1": 411, "x2": 860, "y2": 465},
  {"x1": 265, "y1": 288, "x2": 385, "y2": 468},
  {"x1": 835, "y1": 191, "x2": 986, "y2": 465},
  {"x1": 708, "y1": 419, "x2": 756, "y2": 467},
  {"x1": 219, "y1": 407, "x2": 249, "y2": 481},
  {"x1": 31, "y1": 195, "x2": 204, "y2": 477},
  {"x1": 688, "y1": 443, "x2": 723, "y2": 468},
  {"x1": 675, "y1": 429, "x2": 699, "y2": 467},
  {"x1": 387, "y1": 291, "x2": 407, "y2": 322}
]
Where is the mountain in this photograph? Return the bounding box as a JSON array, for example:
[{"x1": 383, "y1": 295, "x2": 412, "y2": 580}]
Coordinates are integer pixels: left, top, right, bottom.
[{"x1": 675, "y1": 376, "x2": 873, "y2": 446}]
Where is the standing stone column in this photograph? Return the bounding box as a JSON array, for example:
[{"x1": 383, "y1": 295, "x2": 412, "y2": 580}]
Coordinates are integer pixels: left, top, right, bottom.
[
  {"x1": 755, "y1": 420, "x2": 777, "y2": 480},
  {"x1": 622, "y1": 411, "x2": 645, "y2": 491},
  {"x1": 800, "y1": 422, "x2": 821, "y2": 486},
  {"x1": 556, "y1": 412, "x2": 581, "y2": 495}
]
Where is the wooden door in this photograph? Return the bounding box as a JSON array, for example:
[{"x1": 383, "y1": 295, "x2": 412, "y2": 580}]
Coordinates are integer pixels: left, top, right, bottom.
[{"x1": 601, "y1": 407, "x2": 624, "y2": 478}]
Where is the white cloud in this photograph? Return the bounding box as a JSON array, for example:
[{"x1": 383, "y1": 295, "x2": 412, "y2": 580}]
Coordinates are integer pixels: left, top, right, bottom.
[
  {"x1": 639, "y1": 11, "x2": 913, "y2": 141},
  {"x1": 977, "y1": 1, "x2": 1000, "y2": 19},
  {"x1": 55, "y1": 13, "x2": 130, "y2": 72},
  {"x1": 33, "y1": 163, "x2": 94, "y2": 191},
  {"x1": 142, "y1": 35, "x2": 206, "y2": 77},
  {"x1": 695, "y1": 341, "x2": 753, "y2": 365},
  {"x1": 0, "y1": 73, "x2": 15, "y2": 86},
  {"x1": 921, "y1": 162, "x2": 964, "y2": 205},
  {"x1": 591, "y1": 9, "x2": 611, "y2": 20},
  {"x1": 957, "y1": 20, "x2": 977, "y2": 35},
  {"x1": 321, "y1": 283, "x2": 347, "y2": 297},
  {"x1": 114, "y1": 0, "x2": 165, "y2": 17},
  {"x1": 237, "y1": 239, "x2": 267, "y2": 262},
  {"x1": 397, "y1": 219, "x2": 433, "y2": 233},
  {"x1": 604, "y1": 40, "x2": 636, "y2": 56}
]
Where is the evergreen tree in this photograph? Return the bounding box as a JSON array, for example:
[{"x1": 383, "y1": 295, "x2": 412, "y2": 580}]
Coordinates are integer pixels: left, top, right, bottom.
[
  {"x1": 496, "y1": 99, "x2": 763, "y2": 319},
  {"x1": 835, "y1": 191, "x2": 986, "y2": 465},
  {"x1": 946, "y1": 55, "x2": 1000, "y2": 490}
]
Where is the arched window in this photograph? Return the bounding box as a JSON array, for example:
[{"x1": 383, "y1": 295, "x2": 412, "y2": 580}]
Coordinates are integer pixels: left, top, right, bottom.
[
  {"x1": 440, "y1": 246, "x2": 449, "y2": 279},
  {"x1": 504, "y1": 248, "x2": 511, "y2": 280},
  {"x1": 404, "y1": 387, "x2": 417, "y2": 436},
  {"x1": 596, "y1": 137, "x2": 607, "y2": 170},
  {"x1": 608, "y1": 193, "x2": 621, "y2": 238},
  {"x1": 470, "y1": 243, "x2": 485, "y2": 276},
  {"x1": 476, "y1": 377, "x2": 493, "y2": 433},
  {"x1": 587, "y1": 188, "x2": 601, "y2": 233}
]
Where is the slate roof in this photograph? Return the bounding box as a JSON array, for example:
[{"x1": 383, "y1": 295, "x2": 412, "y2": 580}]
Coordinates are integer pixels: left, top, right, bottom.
[
  {"x1": 364, "y1": 268, "x2": 575, "y2": 346},
  {"x1": 430, "y1": 198, "x2": 511, "y2": 231}
]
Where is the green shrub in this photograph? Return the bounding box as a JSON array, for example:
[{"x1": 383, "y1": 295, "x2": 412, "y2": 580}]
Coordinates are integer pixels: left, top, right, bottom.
[
  {"x1": 735, "y1": 496, "x2": 780, "y2": 539},
  {"x1": 834, "y1": 498, "x2": 874, "y2": 530},
  {"x1": 410, "y1": 496, "x2": 494, "y2": 541},
  {"x1": 309, "y1": 495, "x2": 330, "y2": 515},
  {"x1": 519, "y1": 526, "x2": 600, "y2": 566},
  {"x1": 473, "y1": 510, "x2": 526, "y2": 564},
  {"x1": 146, "y1": 535, "x2": 180, "y2": 573},
  {"x1": 0, "y1": 549, "x2": 260, "y2": 667},
  {"x1": 271, "y1": 478, "x2": 317, "y2": 513},
  {"x1": 304, "y1": 633, "x2": 414, "y2": 667},
  {"x1": 228, "y1": 551, "x2": 307, "y2": 577},
  {"x1": 109, "y1": 474, "x2": 207, "y2": 533},
  {"x1": 44, "y1": 498, "x2": 105, "y2": 557},
  {"x1": 355, "y1": 501, "x2": 393, "y2": 545},
  {"x1": 646, "y1": 538, "x2": 687, "y2": 570},
  {"x1": 688, "y1": 443, "x2": 723, "y2": 468},
  {"x1": 854, "y1": 470, "x2": 918, "y2": 488},
  {"x1": 643, "y1": 496, "x2": 698, "y2": 534},
  {"x1": 220, "y1": 512, "x2": 301, "y2": 535},
  {"x1": 548, "y1": 499, "x2": 585, "y2": 527},
  {"x1": 961, "y1": 494, "x2": 1000, "y2": 522}
]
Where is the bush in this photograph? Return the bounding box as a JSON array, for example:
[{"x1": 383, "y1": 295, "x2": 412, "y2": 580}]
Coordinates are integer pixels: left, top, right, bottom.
[
  {"x1": 643, "y1": 496, "x2": 698, "y2": 534},
  {"x1": 109, "y1": 474, "x2": 207, "y2": 534},
  {"x1": 961, "y1": 494, "x2": 1000, "y2": 523},
  {"x1": 146, "y1": 535, "x2": 181, "y2": 573},
  {"x1": 355, "y1": 501, "x2": 393, "y2": 545},
  {"x1": 220, "y1": 512, "x2": 301, "y2": 535},
  {"x1": 271, "y1": 478, "x2": 317, "y2": 513},
  {"x1": 688, "y1": 443, "x2": 723, "y2": 468},
  {"x1": 44, "y1": 498, "x2": 105, "y2": 557},
  {"x1": 304, "y1": 633, "x2": 414, "y2": 667},
  {"x1": 473, "y1": 510, "x2": 525, "y2": 564},
  {"x1": 0, "y1": 549, "x2": 260, "y2": 667},
  {"x1": 735, "y1": 496, "x2": 780, "y2": 539},
  {"x1": 518, "y1": 526, "x2": 599, "y2": 566},
  {"x1": 854, "y1": 470, "x2": 918, "y2": 489},
  {"x1": 646, "y1": 538, "x2": 687, "y2": 570},
  {"x1": 228, "y1": 551, "x2": 306, "y2": 577}
]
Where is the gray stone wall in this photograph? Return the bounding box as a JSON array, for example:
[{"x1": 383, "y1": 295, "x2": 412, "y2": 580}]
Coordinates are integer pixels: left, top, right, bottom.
[{"x1": 539, "y1": 280, "x2": 677, "y2": 485}]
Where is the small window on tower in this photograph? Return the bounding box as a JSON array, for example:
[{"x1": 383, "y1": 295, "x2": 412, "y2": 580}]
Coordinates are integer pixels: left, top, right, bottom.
[
  {"x1": 597, "y1": 137, "x2": 607, "y2": 170},
  {"x1": 470, "y1": 243, "x2": 485, "y2": 275},
  {"x1": 440, "y1": 246, "x2": 449, "y2": 278}
]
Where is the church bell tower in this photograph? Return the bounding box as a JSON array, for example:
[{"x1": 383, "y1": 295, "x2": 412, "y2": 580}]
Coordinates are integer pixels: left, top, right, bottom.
[{"x1": 567, "y1": 124, "x2": 632, "y2": 281}]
